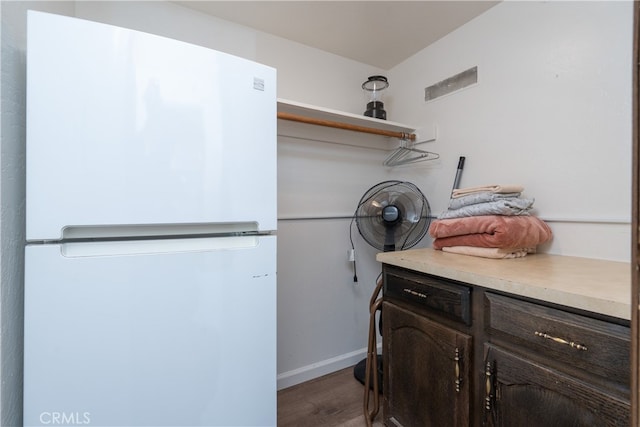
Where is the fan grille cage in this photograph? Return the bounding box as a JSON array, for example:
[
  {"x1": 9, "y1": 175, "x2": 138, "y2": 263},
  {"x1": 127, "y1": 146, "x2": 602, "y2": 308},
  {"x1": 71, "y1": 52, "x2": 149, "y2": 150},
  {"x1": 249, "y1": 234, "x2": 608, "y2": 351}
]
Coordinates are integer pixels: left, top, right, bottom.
[{"x1": 354, "y1": 180, "x2": 431, "y2": 251}]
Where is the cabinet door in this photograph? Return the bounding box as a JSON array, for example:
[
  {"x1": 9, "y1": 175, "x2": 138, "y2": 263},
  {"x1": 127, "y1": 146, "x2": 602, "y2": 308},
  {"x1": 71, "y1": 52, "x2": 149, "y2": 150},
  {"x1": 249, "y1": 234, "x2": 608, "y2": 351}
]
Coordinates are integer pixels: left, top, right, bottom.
[
  {"x1": 484, "y1": 344, "x2": 629, "y2": 427},
  {"x1": 383, "y1": 301, "x2": 471, "y2": 427}
]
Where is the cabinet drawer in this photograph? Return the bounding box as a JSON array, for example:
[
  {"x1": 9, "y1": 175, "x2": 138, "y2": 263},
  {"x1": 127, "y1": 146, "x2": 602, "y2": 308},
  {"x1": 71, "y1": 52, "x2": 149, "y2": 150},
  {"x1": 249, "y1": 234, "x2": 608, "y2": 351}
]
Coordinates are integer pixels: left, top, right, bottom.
[
  {"x1": 384, "y1": 268, "x2": 471, "y2": 325},
  {"x1": 485, "y1": 292, "x2": 630, "y2": 387}
]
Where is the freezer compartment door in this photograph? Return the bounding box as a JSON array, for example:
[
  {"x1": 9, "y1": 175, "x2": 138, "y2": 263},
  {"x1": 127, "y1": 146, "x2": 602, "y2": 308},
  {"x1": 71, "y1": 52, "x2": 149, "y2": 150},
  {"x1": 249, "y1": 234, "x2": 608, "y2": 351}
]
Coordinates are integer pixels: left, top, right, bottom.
[
  {"x1": 26, "y1": 11, "x2": 276, "y2": 241},
  {"x1": 24, "y1": 236, "x2": 276, "y2": 427}
]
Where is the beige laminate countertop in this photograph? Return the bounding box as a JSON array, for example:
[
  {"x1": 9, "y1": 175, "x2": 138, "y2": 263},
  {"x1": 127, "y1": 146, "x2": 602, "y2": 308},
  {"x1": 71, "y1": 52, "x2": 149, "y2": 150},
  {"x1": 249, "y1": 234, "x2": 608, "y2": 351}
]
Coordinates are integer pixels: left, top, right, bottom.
[{"x1": 376, "y1": 248, "x2": 631, "y2": 321}]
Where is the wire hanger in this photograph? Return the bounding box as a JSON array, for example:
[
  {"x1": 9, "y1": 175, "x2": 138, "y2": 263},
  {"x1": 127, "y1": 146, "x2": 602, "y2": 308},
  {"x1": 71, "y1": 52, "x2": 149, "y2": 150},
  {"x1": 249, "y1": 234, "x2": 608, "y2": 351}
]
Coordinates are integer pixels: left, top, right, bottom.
[{"x1": 383, "y1": 138, "x2": 439, "y2": 167}]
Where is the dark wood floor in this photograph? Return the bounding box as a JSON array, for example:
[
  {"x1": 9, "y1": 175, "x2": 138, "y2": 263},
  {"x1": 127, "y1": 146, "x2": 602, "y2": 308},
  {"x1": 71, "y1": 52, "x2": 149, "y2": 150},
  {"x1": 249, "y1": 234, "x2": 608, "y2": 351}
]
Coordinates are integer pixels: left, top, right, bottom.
[{"x1": 277, "y1": 366, "x2": 384, "y2": 426}]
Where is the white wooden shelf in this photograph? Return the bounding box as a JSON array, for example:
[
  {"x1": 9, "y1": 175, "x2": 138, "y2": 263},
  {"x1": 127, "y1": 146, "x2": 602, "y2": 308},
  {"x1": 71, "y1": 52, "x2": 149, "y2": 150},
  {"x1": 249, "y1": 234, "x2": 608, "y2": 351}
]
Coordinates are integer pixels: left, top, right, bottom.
[
  {"x1": 276, "y1": 99, "x2": 418, "y2": 150},
  {"x1": 277, "y1": 98, "x2": 416, "y2": 135}
]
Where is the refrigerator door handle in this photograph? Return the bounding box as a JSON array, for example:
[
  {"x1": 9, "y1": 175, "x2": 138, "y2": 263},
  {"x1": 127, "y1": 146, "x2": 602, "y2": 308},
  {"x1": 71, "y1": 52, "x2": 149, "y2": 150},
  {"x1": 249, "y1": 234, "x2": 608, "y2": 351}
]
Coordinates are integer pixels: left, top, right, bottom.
[
  {"x1": 60, "y1": 222, "x2": 260, "y2": 240},
  {"x1": 60, "y1": 235, "x2": 260, "y2": 258}
]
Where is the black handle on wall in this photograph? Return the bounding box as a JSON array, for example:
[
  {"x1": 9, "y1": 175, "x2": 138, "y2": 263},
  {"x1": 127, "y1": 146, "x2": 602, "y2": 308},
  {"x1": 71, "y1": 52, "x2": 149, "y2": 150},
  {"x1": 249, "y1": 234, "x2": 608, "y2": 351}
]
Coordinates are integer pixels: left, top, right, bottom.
[{"x1": 452, "y1": 156, "x2": 466, "y2": 192}]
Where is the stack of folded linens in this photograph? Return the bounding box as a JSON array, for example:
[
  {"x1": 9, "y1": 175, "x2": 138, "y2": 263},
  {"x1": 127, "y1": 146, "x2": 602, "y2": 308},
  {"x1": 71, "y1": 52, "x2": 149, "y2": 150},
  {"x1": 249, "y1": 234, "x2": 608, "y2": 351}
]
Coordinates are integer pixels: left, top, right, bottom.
[{"x1": 428, "y1": 185, "x2": 552, "y2": 259}]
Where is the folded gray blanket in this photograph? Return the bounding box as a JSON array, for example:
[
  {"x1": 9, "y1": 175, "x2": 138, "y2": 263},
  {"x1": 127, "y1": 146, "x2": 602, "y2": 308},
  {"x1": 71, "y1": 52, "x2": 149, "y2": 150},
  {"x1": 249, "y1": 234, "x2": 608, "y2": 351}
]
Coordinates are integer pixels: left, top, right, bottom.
[
  {"x1": 448, "y1": 191, "x2": 522, "y2": 210},
  {"x1": 438, "y1": 197, "x2": 534, "y2": 219}
]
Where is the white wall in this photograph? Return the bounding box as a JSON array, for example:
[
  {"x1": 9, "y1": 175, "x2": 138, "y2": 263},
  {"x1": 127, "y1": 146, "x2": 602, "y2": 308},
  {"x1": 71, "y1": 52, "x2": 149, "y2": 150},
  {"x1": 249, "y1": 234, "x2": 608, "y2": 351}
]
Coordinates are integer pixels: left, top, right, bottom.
[
  {"x1": 0, "y1": 2, "x2": 634, "y2": 423},
  {"x1": 389, "y1": 0, "x2": 633, "y2": 261}
]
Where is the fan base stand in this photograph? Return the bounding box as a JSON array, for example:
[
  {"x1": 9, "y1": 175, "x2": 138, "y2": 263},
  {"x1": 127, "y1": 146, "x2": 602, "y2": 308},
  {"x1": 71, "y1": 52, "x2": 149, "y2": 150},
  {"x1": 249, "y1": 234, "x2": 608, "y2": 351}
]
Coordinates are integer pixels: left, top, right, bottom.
[{"x1": 353, "y1": 355, "x2": 383, "y2": 393}]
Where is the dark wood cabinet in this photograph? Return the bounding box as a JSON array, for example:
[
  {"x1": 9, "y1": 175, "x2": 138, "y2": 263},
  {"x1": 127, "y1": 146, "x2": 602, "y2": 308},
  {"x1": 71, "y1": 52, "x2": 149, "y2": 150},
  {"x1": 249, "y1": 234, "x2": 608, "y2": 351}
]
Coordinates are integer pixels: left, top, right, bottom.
[
  {"x1": 382, "y1": 302, "x2": 471, "y2": 427},
  {"x1": 381, "y1": 264, "x2": 630, "y2": 427},
  {"x1": 484, "y1": 345, "x2": 628, "y2": 427},
  {"x1": 484, "y1": 292, "x2": 630, "y2": 427},
  {"x1": 382, "y1": 267, "x2": 474, "y2": 427}
]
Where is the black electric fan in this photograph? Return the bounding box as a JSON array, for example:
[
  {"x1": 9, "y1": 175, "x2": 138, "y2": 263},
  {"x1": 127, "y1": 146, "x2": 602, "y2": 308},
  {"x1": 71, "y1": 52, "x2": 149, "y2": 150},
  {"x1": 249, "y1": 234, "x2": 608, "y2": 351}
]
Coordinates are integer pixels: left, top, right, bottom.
[
  {"x1": 351, "y1": 180, "x2": 431, "y2": 391},
  {"x1": 354, "y1": 180, "x2": 431, "y2": 253}
]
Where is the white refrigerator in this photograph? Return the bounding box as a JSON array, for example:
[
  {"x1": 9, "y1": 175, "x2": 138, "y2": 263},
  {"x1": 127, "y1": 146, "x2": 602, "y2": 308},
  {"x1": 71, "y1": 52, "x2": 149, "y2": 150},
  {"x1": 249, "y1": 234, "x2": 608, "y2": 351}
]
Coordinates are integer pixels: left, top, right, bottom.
[{"x1": 24, "y1": 11, "x2": 277, "y2": 427}]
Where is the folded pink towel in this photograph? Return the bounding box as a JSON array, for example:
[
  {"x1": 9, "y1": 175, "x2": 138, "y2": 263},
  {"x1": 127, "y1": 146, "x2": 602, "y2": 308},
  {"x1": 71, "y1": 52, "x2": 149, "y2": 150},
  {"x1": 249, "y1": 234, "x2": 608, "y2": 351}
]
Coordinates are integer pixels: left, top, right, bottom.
[
  {"x1": 429, "y1": 215, "x2": 552, "y2": 250},
  {"x1": 452, "y1": 184, "x2": 524, "y2": 199}
]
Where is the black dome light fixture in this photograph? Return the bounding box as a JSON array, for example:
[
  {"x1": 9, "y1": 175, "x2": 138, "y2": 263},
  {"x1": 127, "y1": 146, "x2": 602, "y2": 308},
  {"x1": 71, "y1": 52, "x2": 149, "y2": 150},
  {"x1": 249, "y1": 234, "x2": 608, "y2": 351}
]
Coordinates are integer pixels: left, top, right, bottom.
[{"x1": 362, "y1": 75, "x2": 389, "y2": 120}]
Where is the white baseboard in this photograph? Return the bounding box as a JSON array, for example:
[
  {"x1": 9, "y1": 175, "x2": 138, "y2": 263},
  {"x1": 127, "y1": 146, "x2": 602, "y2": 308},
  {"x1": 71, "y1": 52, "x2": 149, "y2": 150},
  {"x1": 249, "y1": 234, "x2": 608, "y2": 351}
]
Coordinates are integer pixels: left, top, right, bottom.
[{"x1": 277, "y1": 344, "x2": 382, "y2": 390}]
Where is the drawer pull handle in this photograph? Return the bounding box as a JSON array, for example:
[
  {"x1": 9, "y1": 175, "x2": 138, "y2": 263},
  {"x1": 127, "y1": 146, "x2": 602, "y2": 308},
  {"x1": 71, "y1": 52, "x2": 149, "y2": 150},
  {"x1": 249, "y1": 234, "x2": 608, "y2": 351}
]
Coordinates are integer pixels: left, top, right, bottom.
[
  {"x1": 534, "y1": 331, "x2": 588, "y2": 351},
  {"x1": 484, "y1": 361, "x2": 493, "y2": 411},
  {"x1": 403, "y1": 288, "x2": 428, "y2": 299},
  {"x1": 454, "y1": 347, "x2": 461, "y2": 392}
]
